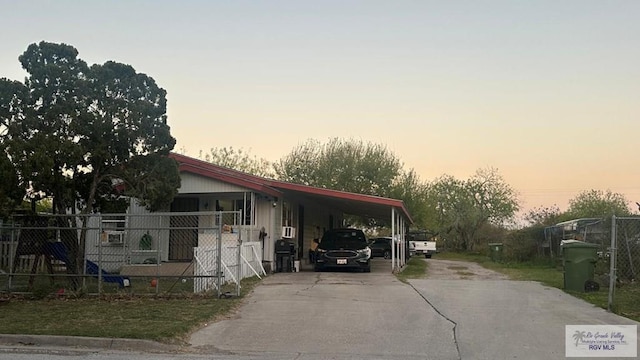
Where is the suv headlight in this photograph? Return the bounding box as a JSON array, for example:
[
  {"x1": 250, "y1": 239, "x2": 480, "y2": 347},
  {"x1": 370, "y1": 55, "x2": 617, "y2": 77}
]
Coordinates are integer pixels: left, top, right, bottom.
[{"x1": 357, "y1": 247, "x2": 371, "y2": 259}]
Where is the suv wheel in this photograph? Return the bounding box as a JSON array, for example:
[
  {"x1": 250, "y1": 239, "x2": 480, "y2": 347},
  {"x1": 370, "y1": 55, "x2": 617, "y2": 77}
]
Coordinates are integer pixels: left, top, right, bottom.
[{"x1": 383, "y1": 250, "x2": 391, "y2": 259}]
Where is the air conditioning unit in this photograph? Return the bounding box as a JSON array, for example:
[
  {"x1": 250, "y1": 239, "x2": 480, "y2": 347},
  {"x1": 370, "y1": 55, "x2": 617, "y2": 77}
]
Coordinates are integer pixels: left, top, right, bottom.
[
  {"x1": 101, "y1": 230, "x2": 124, "y2": 245},
  {"x1": 282, "y1": 226, "x2": 296, "y2": 239}
]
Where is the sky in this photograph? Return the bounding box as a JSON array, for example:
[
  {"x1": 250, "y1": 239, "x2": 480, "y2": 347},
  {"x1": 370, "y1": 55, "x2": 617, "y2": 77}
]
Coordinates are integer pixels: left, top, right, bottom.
[{"x1": 2, "y1": 0, "x2": 639, "y2": 216}]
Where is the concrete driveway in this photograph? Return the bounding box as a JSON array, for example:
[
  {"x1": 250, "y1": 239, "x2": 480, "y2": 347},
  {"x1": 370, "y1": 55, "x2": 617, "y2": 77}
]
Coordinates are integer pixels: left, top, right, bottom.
[
  {"x1": 189, "y1": 258, "x2": 458, "y2": 359},
  {"x1": 410, "y1": 259, "x2": 640, "y2": 359},
  {"x1": 189, "y1": 258, "x2": 639, "y2": 359}
]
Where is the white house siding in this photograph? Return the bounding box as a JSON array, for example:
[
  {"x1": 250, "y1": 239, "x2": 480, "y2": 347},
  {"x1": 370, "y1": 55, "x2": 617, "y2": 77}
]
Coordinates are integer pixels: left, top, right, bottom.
[
  {"x1": 255, "y1": 198, "x2": 276, "y2": 263},
  {"x1": 178, "y1": 173, "x2": 248, "y2": 194},
  {"x1": 127, "y1": 201, "x2": 171, "y2": 263},
  {"x1": 83, "y1": 199, "x2": 173, "y2": 271}
]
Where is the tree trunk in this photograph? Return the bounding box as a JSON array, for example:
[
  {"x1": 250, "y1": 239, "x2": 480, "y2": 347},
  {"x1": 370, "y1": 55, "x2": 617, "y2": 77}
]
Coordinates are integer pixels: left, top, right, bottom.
[{"x1": 55, "y1": 201, "x2": 80, "y2": 290}]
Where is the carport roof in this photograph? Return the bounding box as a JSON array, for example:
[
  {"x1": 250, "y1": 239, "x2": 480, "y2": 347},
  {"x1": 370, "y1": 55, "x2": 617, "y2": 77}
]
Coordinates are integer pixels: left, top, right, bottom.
[{"x1": 170, "y1": 153, "x2": 412, "y2": 224}]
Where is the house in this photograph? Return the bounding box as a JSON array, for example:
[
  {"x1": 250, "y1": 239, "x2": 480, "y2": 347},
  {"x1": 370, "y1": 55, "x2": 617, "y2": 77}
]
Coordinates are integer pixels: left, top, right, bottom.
[
  {"x1": 172, "y1": 153, "x2": 413, "y2": 268},
  {"x1": 83, "y1": 153, "x2": 413, "y2": 274}
]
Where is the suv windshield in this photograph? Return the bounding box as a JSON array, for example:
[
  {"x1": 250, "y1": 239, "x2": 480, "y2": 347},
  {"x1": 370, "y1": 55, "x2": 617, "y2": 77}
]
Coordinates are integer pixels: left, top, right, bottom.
[{"x1": 319, "y1": 229, "x2": 368, "y2": 250}]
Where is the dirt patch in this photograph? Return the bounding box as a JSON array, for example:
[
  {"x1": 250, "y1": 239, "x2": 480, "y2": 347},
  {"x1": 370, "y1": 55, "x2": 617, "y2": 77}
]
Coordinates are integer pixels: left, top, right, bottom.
[
  {"x1": 447, "y1": 265, "x2": 468, "y2": 270},
  {"x1": 426, "y1": 259, "x2": 508, "y2": 280}
]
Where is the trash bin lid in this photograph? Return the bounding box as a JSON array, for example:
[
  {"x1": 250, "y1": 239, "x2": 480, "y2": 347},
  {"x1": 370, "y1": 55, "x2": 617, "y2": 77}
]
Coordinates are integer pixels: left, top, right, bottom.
[
  {"x1": 488, "y1": 243, "x2": 503, "y2": 246},
  {"x1": 561, "y1": 240, "x2": 599, "y2": 248}
]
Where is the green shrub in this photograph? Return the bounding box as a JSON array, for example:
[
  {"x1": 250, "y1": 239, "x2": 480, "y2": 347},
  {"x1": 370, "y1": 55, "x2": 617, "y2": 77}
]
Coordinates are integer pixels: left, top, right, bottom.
[{"x1": 502, "y1": 227, "x2": 543, "y2": 262}]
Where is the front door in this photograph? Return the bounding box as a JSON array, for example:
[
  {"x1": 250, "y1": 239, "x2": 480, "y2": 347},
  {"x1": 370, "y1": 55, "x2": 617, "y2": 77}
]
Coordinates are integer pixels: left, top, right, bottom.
[{"x1": 169, "y1": 197, "x2": 199, "y2": 261}]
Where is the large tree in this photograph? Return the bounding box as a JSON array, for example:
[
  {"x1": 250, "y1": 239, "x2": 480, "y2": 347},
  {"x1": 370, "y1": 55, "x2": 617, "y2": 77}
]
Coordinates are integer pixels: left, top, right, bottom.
[
  {"x1": 0, "y1": 42, "x2": 180, "y2": 285},
  {"x1": 428, "y1": 168, "x2": 519, "y2": 250},
  {"x1": 567, "y1": 189, "x2": 631, "y2": 218},
  {"x1": 275, "y1": 138, "x2": 402, "y2": 196}
]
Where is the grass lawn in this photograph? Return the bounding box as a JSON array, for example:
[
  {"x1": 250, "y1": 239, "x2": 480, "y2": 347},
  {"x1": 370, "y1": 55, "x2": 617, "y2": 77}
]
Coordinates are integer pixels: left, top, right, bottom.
[
  {"x1": 0, "y1": 276, "x2": 262, "y2": 344},
  {"x1": 396, "y1": 256, "x2": 428, "y2": 282},
  {"x1": 435, "y1": 251, "x2": 640, "y2": 322}
]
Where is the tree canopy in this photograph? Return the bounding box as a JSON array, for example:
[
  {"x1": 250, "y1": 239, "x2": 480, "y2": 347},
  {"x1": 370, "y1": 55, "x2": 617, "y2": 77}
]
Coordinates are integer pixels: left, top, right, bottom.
[
  {"x1": 275, "y1": 138, "x2": 402, "y2": 196},
  {"x1": 566, "y1": 189, "x2": 631, "y2": 218},
  {"x1": 200, "y1": 146, "x2": 274, "y2": 178},
  {"x1": 1, "y1": 41, "x2": 180, "y2": 216},
  {"x1": 427, "y1": 168, "x2": 519, "y2": 250},
  {"x1": 0, "y1": 41, "x2": 180, "y2": 283}
]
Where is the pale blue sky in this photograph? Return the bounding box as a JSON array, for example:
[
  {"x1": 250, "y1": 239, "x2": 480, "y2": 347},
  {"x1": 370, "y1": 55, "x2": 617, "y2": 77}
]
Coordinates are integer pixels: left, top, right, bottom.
[{"x1": 2, "y1": 0, "x2": 639, "y2": 213}]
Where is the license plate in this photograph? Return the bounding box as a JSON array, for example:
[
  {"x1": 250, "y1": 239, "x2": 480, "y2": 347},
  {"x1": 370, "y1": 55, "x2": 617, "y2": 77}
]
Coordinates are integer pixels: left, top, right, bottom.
[{"x1": 337, "y1": 259, "x2": 347, "y2": 265}]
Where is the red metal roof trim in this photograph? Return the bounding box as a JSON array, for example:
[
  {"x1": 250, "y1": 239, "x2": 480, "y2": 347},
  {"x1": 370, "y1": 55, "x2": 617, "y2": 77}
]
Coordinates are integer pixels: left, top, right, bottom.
[
  {"x1": 170, "y1": 153, "x2": 412, "y2": 222},
  {"x1": 264, "y1": 179, "x2": 413, "y2": 223}
]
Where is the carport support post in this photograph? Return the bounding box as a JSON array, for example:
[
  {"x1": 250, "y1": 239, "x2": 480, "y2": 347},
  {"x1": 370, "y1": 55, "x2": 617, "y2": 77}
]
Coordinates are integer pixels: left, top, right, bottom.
[
  {"x1": 394, "y1": 211, "x2": 403, "y2": 268},
  {"x1": 400, "y1": 216, "x2": 405, "y2": 267},
  {"x1": 391, "y1": 208, "x2": 396, "y2": 272},
  {"x1": 397, "y1": 215, "x2": 401, "y2": 267},
  {"x1": 402, "y1": 218, "x2": 406, "y2": 266}
]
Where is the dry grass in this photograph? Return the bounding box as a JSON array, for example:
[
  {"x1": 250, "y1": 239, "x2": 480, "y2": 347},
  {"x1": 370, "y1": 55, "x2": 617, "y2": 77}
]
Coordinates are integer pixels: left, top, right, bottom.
[{"x1": 0, "y1": 276, "x2": 262, "y2": 343}]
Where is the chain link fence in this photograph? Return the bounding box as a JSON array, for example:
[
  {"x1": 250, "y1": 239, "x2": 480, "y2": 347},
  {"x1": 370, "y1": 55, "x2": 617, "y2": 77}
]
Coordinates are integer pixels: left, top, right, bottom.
[
  {"x1": 607, "y1": 216, "x2": 640, "y2": 314},
  {"x1": 543, "y1": 218, "x2": 610, "y2": 259},
  {"x1": 0, "y1": 211, "x2": 265, "y2": 298},
  {"x1": 544, "y1": 216, "x2": 640, "y2": 312},
  {"x1": 611, "y1": 217, "x2": 640, "y2": 283}
]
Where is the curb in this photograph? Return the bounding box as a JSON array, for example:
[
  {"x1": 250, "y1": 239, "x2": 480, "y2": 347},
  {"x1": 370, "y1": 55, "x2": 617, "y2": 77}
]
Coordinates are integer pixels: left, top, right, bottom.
[{"x1": 0, "y1": 334, "x2": 182, "y2": 353}]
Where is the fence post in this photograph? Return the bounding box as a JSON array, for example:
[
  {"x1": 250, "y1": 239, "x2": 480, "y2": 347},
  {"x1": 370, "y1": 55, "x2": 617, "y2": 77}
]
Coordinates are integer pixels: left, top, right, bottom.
[
  {"x1": 608, "y1": 215, "x2": 617, "y2": 312},
  {"x1": 8, "y1": 222, "x2": 16, "y2": 290},
  {"x1": 98, "y1": 215, "x2": 103, "y2": 296},
  {"x1": 236, "y1": 211, "x2": 242, "y2": 297},
  {"x1": 216, "y1": 212, "x2": 222, "y2": 298}
]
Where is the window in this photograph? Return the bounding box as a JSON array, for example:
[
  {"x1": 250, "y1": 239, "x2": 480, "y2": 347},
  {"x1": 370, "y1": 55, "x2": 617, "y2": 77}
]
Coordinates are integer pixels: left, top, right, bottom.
[
  {"x1": 213, "y1": 196, "x2": 253, "y2": 226},
  {"x1": 101, "y1": 215, "x2": 125, "y2": 245}
]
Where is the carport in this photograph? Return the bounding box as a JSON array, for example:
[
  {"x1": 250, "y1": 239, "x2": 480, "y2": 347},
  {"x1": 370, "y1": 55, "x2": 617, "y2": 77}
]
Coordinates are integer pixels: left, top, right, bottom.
[{"x1": 264, "y1": 180, "x2": 414, "y2": 271}]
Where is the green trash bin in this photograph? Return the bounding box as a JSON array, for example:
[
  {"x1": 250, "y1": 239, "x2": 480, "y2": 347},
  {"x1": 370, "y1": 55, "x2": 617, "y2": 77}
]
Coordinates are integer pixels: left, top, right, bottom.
[
  {"x1": 561, "y1": 241, "x2": 599, "y2": 292},
  {"x1": 488, "y1": 243, "x2": 503, "y2": 262}
]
